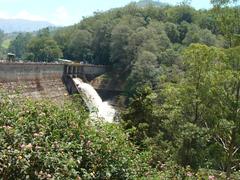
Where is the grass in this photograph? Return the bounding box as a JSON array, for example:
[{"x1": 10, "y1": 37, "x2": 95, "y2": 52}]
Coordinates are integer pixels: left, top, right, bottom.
[{"x1": 2, "y1": 38, "x2": 11, "y2": 49}]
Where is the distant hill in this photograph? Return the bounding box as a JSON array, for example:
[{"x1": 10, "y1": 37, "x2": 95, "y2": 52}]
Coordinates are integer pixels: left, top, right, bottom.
[
  {"x1": 0, "y1": 19, "x2": 54, "y2": 33},
  {"x1": 136, "y1": 0, "x2": 169, "y2": 7}
]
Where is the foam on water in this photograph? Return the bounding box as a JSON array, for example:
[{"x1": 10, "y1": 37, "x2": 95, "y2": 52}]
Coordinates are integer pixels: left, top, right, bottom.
[{"x1": 73, "y1": 78, "x2": 116, "y2": 123}]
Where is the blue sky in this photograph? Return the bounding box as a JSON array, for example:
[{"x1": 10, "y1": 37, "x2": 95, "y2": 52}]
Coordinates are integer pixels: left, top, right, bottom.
[{"x1": 0, "y1": 0, "x2": 212, "y2": 26}]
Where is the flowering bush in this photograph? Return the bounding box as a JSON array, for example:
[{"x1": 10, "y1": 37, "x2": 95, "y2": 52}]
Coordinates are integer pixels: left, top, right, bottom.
[{"x1": 0, "y1": 96, "x2": 155, "y2": 179}]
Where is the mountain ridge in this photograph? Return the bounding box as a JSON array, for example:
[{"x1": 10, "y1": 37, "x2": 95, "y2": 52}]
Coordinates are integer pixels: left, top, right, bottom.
[{"x1": 0, "y1": 18, "x2": 55, "y2": 33}]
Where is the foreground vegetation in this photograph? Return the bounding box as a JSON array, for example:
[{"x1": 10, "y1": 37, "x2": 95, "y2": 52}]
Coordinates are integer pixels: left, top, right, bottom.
[
  {"x1": 0, "y1": 96, "x2": 156, "y2": 179},
  {"x1": 1, "y1": 95, "x2": 239, "y2": 179}
]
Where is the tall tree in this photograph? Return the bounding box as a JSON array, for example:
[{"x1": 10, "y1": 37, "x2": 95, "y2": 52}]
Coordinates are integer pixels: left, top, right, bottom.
[
  {"x1": 0, "y1": 29, "x2": 5, "y2": 59},
  {"x1": 67, "y1": 30, "x2": 93, "y2": 62},
  {"x1": 92, "y1": 24, "x2": 112, "y2": 65},
  {"x1": 211, "y1": 0, "x2": 240, "y2": 47},
  {"x1": 161, "y1": 44, "x2": 240, "y2": 177},
  {"x1": 126, "y1": 50, "x2": 160, "y2": 94},
  {"x1": 220, "y1": 46, "x2": 240, "y2": 178},
  {"x1": 183, "y1": 24, "x2": 218, "y2": 46},
  {"x1": 122, "y1": 85, "x2": 158, "y2": 145},
  {"x1": 164, "y1": 22, "x2": 180, "y2": 43},
  {"x1": 27, "y1": 36, "x2": 62, "y2": 62},
  {"x1": 8, "y1": 33, "x2": 32, "y2": 59},
  {"x1": 167, "y1": 5, "x2": 196, "y2": 24},
  {"x1": 110, "y1": 24, "x2": 133, "y2": 69},
  {"x1": 0, "y1": 29, "x2": 4, "y2": 46}
]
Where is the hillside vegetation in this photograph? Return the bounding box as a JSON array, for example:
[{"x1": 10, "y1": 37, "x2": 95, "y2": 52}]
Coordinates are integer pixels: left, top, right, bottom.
[
  {"x1": 1, "y1": 0, "x2": 240, "y2": 178},
  {"x1": 5, "y1": 1, "x2": 224, "y2": 64}
]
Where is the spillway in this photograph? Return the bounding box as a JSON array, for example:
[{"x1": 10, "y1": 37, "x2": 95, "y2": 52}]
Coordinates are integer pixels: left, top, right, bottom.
[{"x1": 73, "y1": 78, "x2": 116, "y2": 123}]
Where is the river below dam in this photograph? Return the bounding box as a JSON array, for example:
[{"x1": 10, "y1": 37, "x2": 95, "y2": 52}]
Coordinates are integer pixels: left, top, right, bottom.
[{"x1": 73, "y1": 78, "x2": 116, "y2": 123}]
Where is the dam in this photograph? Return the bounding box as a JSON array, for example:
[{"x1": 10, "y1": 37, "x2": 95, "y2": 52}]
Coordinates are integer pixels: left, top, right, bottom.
[{"x1": 0, "y1": 62, "x2": 108, "y2": 103}]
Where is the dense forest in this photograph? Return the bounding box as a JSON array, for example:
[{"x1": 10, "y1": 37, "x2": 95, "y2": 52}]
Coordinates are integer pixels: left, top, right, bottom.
[{"x1": 1, "y1": 0, "x2": 240, "y2": 179}]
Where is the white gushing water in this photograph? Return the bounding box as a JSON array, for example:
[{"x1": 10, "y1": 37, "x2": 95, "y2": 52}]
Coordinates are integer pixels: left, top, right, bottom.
[{"x1": 73, "y1": 78, "x2": 116, "y2": 123}]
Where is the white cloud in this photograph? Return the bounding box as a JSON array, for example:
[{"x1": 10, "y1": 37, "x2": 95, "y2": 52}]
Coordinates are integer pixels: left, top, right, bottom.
[
  {"x1": 51, "y1": 6, "x2": 71, "y2": 26},
  {"x1": 0, "y1": 7, "x2": 77, "y2": 26},
  {"x1": 14, "y1": 10, "x2": 46, "y2": 21},
  {"x1": 0, "y1": 10, "x2": 47, "y2": 21},
  {"x1": 0, "y1": 11, "x2": 11, "y2": 19}
]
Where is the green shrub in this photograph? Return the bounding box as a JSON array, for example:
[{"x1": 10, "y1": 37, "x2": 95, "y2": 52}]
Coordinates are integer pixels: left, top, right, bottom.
[{"x1": 0, "y1": 96, "x2": 155, "y2": 179}]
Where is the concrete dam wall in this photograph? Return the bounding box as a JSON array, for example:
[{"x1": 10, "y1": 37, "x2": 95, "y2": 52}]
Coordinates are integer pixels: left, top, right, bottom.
[
  {"x1": 0, "y1": 63, "x2": 64, "y2": 82},
  {"x1": 0, "y1": 63, "x2": 68, "y2": 103},
  {"x1": 0, "y1": 62, "x2": 108, "y2": 103}
]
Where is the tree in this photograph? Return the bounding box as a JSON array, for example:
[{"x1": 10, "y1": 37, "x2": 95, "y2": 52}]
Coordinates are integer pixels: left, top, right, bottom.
[
  {"x1": 126, "y1": 50, "x2": 160, "y2": 94},
  {"x1": 182, "y1": 24, "x2": 200, "y2": 45},
  {"x1": 27, "y1": 36, "x2": 62, "y2": 62},
  {"x1": 164, "y1": 22, "x2": 180, "y2": 43},
  {"x1": 8, "y1": 33, "x2": 32, "y2": 59},
  {"x1": 167, "y1": 5, "x2": 196, "y2": 24},
  {"x1": 53, "y1": 27, "x2": 75, "y2": 59},
  {"x1": 37, "y1": 27, "x2": 50, "y2": 38},
  {"x1": 158, "y1": 44, "x2": 228, "y2": 169},
  {"x1": 128, "y1": 25, "x2": 165, "y2": 62},
  {"x1": 0, "y1": 29, "x2": 5, "y2": 59},
  {"x1": 198, "y1": 29, "x2": 218, "y2": 46},
  {"x1": 183, "y1": 24, "x2": 217, "y2": 46},
  {"x1": 122, "y1": 85, "x2": 158, "y2": 145},
  {"x1": 92, "y1": 24, "x2": 112, "y2": 65},
  {"x1": 178, "y1": 21, "x2": 190, "y2": 42},
  {"x1": 0, "y1": 29, "x2": 4, "y2": 46},
  {"x1": 197, "y1": 10, "x2": 220, "y2": 34},
  {"x1": 210, "y1": 0, "x2": 239, "y2": 7},
  {"x1": 110, "y1": 24, "x2": 133, "y2": 69},
  {"x1": 211, "y1": 0, "x2": 240, "y2": 47},
  {"x1": 158, "y1": 49, "x2": 180, "y2": 67},
  {"x1": 219, "y1": 46, "x2": 240, "y2": 178},
  {"x1": 160, "y1": 44, "x2": 240, "y2": 177},
  {"x1": 67, "y1": 30, "x2": 93, "y2": 62},
  {"x1": 155, "y1": 45, "x2": 223, "y2": 169},
  {"x1": 0, "y1": 47, "x2": 6, "y2": 59}
]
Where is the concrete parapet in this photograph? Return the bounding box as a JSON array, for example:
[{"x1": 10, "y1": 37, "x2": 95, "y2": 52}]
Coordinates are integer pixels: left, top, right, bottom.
[
  {"x1": 0, "y1": 62, "x2": 64, "y2": 82},
  {"x1": 0, "y1": 62, "x2": 108, "y2": 82}
]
